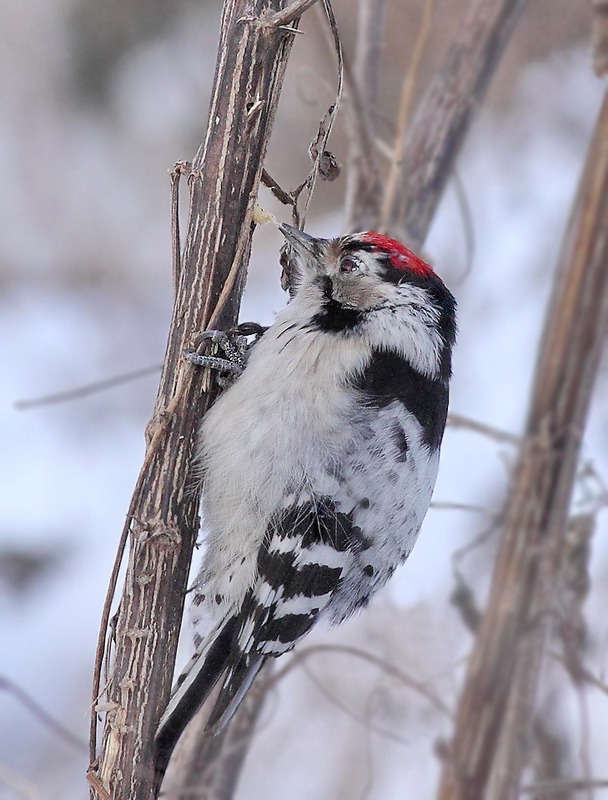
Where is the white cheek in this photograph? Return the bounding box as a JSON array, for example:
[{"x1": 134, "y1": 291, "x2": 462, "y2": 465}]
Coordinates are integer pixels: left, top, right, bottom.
[{"x1": 363, "y1": 284, "x2": 444, "y2": 377}]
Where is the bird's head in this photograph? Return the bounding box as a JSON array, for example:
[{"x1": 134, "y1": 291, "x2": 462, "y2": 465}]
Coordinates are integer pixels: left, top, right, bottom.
[{"x1": 279, "y1": 224, "x2": 456, "y2": 377}]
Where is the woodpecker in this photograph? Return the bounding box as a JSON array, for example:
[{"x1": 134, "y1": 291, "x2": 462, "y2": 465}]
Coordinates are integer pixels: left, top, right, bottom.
[{"x1": 155, "y1": 225, "x2": 456, "y2": 767}]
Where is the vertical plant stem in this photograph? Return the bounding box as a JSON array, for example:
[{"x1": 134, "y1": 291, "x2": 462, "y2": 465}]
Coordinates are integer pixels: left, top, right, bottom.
[
  {"x1": 90, "y1": 2, "x2": 306, "y2": 798},
  {"x1": 437, "y1": 91, "x2": 608, "y2": 800}
]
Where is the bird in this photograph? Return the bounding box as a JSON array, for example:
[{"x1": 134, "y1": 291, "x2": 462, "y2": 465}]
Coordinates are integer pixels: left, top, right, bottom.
[{"x1": 155, "y1": 223, "x2": 456, "y2": 768}]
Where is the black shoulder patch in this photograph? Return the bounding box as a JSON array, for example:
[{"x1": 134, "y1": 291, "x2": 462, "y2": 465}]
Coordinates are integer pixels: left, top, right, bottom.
[
  {"x1": 310, "y1": 299, "x2": 363, "y2": 332},
  {"x1": 355, "y1": 349, "x2": 449, "y2": 450}
]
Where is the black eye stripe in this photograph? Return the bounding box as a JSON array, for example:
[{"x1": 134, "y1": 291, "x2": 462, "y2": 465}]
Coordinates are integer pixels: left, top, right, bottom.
[{"x1": 341, "y1": 241, "x2": 375, "y2": 255}]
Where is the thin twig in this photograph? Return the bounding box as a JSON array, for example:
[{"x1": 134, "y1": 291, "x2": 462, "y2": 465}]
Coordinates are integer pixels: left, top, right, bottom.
[
  {"x1": 266, "y1": 0, "x2": 320, "y2": 27},
  {"x1": 207, "y1": 223, "x2": 255, "y2": 331},
  {"x1": 0, "y1": 762, "x2": 41, "y2": 800},
  {"x1": 14, "y1": 365, "x2": 161, "y2": 410},
  {"x1": 269, "y1": 643, "x2": 452, "y2": 718},
  {"x1": 521, "y1": 779, "x2": 608, "y2": 795},
  {"x1": 86, "y1": 772, "x2": 112, "y2": 800},
  {"x1": 431, "y1": 500, "x2": 496, "y2": 516},
  {"x1": 550, "y1": 654, "x2": 608, "y2": 695},
  {"x1": 295, "y1": 0, "x2": 343, "y2": 229},
  {"x1": 0, "y1": 675, "x2": 87, "y2": 752},
  {"x1": 261, "y1": 169, "x2": 295, "y2": 206},
  {"x1": 170, "y1": 161, "x2": 191, "y2": 292},
  {"x1": 89, "y1": 494, "x2": 137, "y2": 765},
  {"x1": 301, "y1": 662, "x2": 412, "y2": 747},
  {"x1": 447, "y1": 412, "x2": 520, "y2": 445},
  {"x1": 451, "y1": 169, "x2": 476, "y2": 285}
]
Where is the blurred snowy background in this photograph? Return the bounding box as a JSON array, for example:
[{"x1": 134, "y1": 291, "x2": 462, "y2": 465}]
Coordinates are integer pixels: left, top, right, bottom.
[{"x1": 1, "y1": 1, "x2": 606, "y2": 798}]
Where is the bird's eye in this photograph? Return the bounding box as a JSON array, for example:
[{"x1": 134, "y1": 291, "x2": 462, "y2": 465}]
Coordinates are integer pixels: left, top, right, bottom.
[{"x1": 340, "y1": 257, "x2": 358, "y2": 274}]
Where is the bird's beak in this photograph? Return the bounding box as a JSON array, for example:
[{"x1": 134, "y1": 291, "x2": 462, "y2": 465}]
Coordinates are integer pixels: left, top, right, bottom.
[{"x1": 278, "y1": 223, "x2": 324, "y2": 256}]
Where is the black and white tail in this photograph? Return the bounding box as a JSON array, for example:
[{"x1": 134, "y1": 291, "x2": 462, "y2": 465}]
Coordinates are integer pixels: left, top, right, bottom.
[
  {"x1": 155, "y1": 496, "x2": 353, "y2": 776},
  {"x1": 154, "y1": 616, "x2": 257, "y2": 773}
]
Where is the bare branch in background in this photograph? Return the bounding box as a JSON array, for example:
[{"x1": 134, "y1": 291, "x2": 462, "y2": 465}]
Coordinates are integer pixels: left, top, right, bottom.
[
  {"x1": 353, "y1": 0, "x2": 388, "y2": 114},
  {"x1": 0, "y1": 762, "x2": 42, "y2": 800},
  {"x1": 269, "y1": 643, "x2": 452, "y2": 718},
  {"x1": 380, "y1": 0, "x2": 437, "y2": 231},
  {"x1": 450, "y1": 169, "x2": 476, "y2": 284},
  {"x1": 437, "y1": 90, "x2": 608, "y2": 800},
  {"x1": 447, "y1": 412, "x2": 520, "y2": 445},
  {"x1": 521, "y1": 778, "x2": 608, "y2": 795},
  {"x1": 161, "y1": 676, "x2": 270, "y2": 800},
  {"x1": 449, "y1": 513, "x2": 599, "y2": 796},
  {"x1": 300, "y1": 662, "x2": 412, "y2": 746},
  {"x1": 396, "y1": 0, "x2": 527, "y2": 246},
  {"x1": 592, "y1": 0, "x2": 608, "y2": 76},
  {"x1": 556, "y1": 514, "x2": 594, "y2": 688},
  {"x1": 0, "y1": 675, "x2": 87, "y2": 753},
  {"x1": 343, "y1": 0, "x2": 388, "y2": 231},
  {"x1": 345, "y1": 0, "x2": 527, "y2": 242},
  {"x1": 530, "y1": 717, "x2": 574, "y2": 800},
  {"x1": 14, "y1": 365, "x2": 161, "y2": 410}
]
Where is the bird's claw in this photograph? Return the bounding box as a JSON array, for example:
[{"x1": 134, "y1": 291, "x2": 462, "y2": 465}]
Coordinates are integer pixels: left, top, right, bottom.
[
  {"x1": 184, "y1": 323, "x2": 267, "y2": 386},
  {"x1": 183, "y1": 351, "x2": 244, "y2": 375}
]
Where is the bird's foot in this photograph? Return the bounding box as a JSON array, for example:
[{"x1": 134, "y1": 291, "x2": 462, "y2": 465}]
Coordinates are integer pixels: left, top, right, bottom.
[{"x1": 184, "y1": 323, "x2": 266, "y2": 386}]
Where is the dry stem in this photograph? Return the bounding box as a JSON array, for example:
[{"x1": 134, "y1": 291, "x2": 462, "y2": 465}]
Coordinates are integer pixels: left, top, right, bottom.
[
  {"x1": 437, "y1": 90, "x2": 608, "y2": 800},
  {"x1": 395, "y1": 0, "x2": 526, "y2": 246},
  {"x1": 89, "y1": 2, "x2": 305, "y2": 798}
]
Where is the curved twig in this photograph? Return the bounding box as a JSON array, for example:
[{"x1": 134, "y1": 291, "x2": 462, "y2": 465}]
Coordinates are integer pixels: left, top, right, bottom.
[{"x1": 269, "y1": 643, "x2": 452, "y2": 718}]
